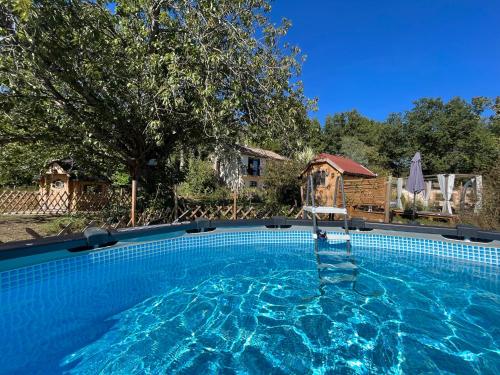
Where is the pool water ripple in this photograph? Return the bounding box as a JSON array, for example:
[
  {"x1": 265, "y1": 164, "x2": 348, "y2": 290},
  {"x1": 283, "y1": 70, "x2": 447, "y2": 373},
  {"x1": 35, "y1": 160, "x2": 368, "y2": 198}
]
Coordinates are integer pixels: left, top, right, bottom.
[{"x1": 0, "y1": 241, "x2": 499, "y2": 374}]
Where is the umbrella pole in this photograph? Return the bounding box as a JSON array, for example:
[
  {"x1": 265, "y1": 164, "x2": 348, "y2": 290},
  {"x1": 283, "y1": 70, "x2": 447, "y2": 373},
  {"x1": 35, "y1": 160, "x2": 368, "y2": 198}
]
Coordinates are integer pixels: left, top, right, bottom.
[{"x1": 412, "y1": 192, "x2": 416, "y2": 221}]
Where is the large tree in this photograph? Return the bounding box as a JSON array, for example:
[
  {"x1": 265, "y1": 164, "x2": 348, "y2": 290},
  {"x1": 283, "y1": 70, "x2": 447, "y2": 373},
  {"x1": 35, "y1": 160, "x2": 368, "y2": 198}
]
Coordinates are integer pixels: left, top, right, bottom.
[
  {"x1": 1, "y1": 0, "x2": 311, "y2": 184},
  {"x1": 322, "y1": 110, "x2": 383, "y2": 155},
  {"x1": 404, "y1": 97, "x2": 498, "y2": 174}
]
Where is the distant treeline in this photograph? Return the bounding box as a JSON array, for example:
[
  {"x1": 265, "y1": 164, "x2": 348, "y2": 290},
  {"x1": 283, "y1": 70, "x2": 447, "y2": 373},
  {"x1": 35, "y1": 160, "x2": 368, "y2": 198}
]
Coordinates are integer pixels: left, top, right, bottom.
[{"x1": 292, "y1": 96, "x2": 500, "y2": 176}]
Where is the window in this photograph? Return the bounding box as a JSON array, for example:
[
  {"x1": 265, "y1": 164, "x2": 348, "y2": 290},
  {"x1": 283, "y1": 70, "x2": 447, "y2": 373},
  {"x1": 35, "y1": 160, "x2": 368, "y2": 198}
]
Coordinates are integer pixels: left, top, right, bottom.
[
  {"x1": 247, "y1": 158, "x2": 261, "y2": 176},
  {"x1": 249, "y1": 180, "x2": 258, "y2": 188},
  {"x1": 51, "y1": 180, "x2": 65, "y2": 190},
  {"x1": 314, "y1": 170, "x2": 327, "y2": 186}
]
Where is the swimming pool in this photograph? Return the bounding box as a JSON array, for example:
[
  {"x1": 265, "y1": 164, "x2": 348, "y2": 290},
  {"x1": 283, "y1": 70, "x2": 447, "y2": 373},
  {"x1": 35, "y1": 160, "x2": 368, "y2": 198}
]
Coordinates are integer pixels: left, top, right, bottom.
[{"x1": 0, "y1": 229, "x2": 499, "y2": 374}]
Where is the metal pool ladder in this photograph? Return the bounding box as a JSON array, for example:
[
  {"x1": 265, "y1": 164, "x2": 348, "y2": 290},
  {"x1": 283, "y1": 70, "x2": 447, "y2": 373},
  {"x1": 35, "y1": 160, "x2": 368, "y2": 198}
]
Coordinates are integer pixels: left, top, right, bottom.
[
  {"x1": 303, "y1": 173, "x2": 350, "y2": 244},
  {"x1": 303, "y1": 173, "x2": 356, "y2": 286}
]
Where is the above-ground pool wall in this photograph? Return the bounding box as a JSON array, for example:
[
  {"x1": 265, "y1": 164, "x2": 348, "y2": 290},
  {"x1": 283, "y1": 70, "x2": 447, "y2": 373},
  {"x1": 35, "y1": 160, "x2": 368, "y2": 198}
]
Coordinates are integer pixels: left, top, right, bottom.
[{"x1": 0, "y1": 219, "x2": 498, "y2": 271}]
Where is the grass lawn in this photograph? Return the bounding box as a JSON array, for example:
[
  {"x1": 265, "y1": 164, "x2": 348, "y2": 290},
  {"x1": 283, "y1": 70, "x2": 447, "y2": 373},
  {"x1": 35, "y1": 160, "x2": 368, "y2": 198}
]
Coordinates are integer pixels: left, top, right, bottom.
[
  {"x1": 0, "y1": 215, "x2": 89, "y2": 243},
  {"x1": 0, "y1": 214, "x2": 460, "y2": 244}
]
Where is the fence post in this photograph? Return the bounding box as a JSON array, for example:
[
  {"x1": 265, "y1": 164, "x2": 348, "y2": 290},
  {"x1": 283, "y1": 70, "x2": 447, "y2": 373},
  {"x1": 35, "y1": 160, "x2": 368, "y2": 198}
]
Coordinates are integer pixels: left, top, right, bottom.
[
  {"x1": 232, "y1": 191, "x2": 237, "y2": 220},
  {"x1": 384, "y1": 176, "x2": 392, "y2": 223},
  {"x1": 131, "y1": 179, "x2": 137, "y2": 227}
]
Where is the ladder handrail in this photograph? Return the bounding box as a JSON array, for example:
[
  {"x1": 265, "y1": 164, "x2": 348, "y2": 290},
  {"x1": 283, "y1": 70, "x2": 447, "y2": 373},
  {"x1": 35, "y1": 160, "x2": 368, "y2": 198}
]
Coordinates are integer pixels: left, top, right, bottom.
[
  {"x1": 303, "y1": 172, "x2": 311, "y2": 219},
  {"x1": 307, "y1": 172, "x2": 354, "y2": 293},
  {"x1": 309, "y1": 175, "x2": 318, "y2": 235},
  {"x1": 333, "y1": 175, "x2": 339, "y2": 207},
  {"x1": 339, "y1": 175, "x2": 349, "y2": 237},
  {"x1": 303, "y1": 172, "x2": 350, "y2": 248}
]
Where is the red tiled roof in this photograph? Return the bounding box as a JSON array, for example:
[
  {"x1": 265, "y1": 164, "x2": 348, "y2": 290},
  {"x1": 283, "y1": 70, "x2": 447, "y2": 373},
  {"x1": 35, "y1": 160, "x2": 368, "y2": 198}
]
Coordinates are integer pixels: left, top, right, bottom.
[{"x1": 314, "y1": 153, "x2": 377, "y2": 177}]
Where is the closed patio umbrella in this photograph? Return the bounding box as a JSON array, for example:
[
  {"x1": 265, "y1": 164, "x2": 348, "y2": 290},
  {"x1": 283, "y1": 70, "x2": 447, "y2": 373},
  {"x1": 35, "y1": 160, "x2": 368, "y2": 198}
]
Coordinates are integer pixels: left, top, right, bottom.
[{"x1": 406, "y1": 152, "x2": 425, "y2": 220}]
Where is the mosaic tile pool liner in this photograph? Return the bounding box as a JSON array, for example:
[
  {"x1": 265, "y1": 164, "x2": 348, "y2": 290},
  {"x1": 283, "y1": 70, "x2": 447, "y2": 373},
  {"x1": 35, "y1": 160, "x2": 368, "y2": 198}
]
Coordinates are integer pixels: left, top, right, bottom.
[{"x1": 1, "y1": 230, "x2": 498, "y2": 291}]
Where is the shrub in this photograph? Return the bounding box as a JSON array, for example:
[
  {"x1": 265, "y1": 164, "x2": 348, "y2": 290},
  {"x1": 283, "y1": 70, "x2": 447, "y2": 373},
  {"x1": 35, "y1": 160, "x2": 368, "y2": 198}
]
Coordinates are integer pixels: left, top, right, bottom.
[
  {"x1": 459, "y1": 163, "x2": 500, "y2": 230},
  {"x1": 263, "y1": 159, "x2": 304, "y2": 206},
  {"x1": 238, "y1": 187, "x2": 265, "y2": 204},
  {"x1": 178, "y1": 158, "x2": 221, "y2": 198}
]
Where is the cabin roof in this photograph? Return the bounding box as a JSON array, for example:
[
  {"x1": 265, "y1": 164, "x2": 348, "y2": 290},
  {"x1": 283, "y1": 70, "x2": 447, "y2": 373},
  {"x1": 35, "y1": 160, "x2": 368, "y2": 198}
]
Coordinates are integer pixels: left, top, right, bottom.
[
  {"x1": 42, "y1": 158, "x2": 110, "y2": 182},
  {"x1": 302, "y1": 153, "x2": 377, "y2": 178},
  {"x1": 237, "y1": 145, "x2": 288, "y2": 161}
]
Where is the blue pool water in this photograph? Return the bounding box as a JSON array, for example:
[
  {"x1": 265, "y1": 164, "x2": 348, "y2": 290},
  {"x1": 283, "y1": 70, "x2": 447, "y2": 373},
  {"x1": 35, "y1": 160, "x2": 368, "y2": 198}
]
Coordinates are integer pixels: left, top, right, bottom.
[{"x1": 0, "y1": 233, "x2": 499, "y2": 374}]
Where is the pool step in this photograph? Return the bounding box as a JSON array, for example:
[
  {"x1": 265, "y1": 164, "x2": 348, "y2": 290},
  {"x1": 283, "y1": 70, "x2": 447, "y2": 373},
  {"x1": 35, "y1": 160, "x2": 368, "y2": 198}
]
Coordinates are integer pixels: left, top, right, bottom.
[
  {"x1": 316, "y1": 250, "x2": 348, "y2": 256},
  {"x1": 326, "y1": 234, "x2": 350, "y2": 241},
  {"x1": 320, "y1": 275, "x2": 356, "y2": 285},
  {"x1": 317, "y1": 262, "x2": 357, "y2": 270}
]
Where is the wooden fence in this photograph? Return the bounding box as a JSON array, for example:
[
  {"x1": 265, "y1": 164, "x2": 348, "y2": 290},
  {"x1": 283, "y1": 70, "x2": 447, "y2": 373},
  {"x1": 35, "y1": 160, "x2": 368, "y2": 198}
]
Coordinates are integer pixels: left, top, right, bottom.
[
  {"x1": 339, "y1": 177, "x2": 391, "y2": 222},
  {"x1": 0, "y1": 178, "x2": 392, "y2": 242},
  {"x1": 0, "y1": 202, "x2": 307, "y2": 242},
  {"x1": 1, "y1": 179, "x2": 391, "y2": 219},
  {"x1": 174, "y1": 201, "x2": 304, "y2": 222},
  {"x1": 0, "y1": 190, "x2": 130, "y2": 215},
  {"x1": 0, "y1": 178, "x2": 391, "y2": 223}
]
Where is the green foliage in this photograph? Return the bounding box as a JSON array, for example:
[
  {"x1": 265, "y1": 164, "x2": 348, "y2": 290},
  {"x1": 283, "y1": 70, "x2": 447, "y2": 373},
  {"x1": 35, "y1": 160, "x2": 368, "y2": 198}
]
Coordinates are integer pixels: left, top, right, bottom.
[
  {"x1": 238, "y1": 187, "x2": 265, "y2": 204},
  {"x1": 319, "y1": 97, "x2": 500, "y2": 176},
  {"x1": 403, "y1": 97, "x2": 498, "y2": 174},
  {"x1": 178, "y1": 159, "x2": 221, "y2": 198},
  {"x1": 295, "y1": 118, "x2": 323, "y2": 154},
  {"x1": 0, "y1": 143, "x2": 49, "y2": 186},
  {"x1": 0, "y1": 141, "x2": 130, "y2": 187},
  {"x1": 459, "y1": 163, "x2": 500, "y2": 230},
  {"x1": 339, "y1": 136, "x2": 378, "y2": 166},
  {"x1": 294, "y1": 147, "x2": 316, "y2": 165},
  {"x1": 323, "y1": 110, "x2": 383, "y2": 155},
  {"x1": 490, "y1": 97, "x2": 500, "y2": 136},
  {"x1": 111, "y1": 171, "x2": 130, "y2": 187},
  {"x1": 378, "y1": 113, "x2": 410, "y2": 175},
  {"x1": 1, "y1": 0, "x2": 311, "y2": 181},
  {"x1": 263, "y1": 159, "x2": 304, "y2": 206}
]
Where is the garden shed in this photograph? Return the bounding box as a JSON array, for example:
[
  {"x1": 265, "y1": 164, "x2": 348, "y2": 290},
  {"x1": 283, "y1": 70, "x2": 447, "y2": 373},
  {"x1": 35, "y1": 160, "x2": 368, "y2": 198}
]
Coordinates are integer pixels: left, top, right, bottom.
[
  {"x1": 38, "y1": 159, "x2": 110, "y2": 212},
  {"x1": 301, "y1": 153, "x2": 391, "y2": 222}
]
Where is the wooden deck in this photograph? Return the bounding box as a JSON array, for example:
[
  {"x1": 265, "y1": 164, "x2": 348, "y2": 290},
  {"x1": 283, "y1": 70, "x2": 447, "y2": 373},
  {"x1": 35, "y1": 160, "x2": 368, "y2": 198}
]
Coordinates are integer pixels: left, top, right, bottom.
[{"x1": 392, "y1": 209, "x2": 458, "y2": 223}]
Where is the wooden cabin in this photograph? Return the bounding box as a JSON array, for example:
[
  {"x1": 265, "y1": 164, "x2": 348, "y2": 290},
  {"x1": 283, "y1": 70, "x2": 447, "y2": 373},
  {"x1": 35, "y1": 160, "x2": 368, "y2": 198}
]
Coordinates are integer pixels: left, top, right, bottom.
[
  {"x1": 301, "y1": 153, "x2": 377, "y2": 205},
  {"x1": 39, "y1": 159, "x2": 110, "y2": 212},
  {"x1": 301, "y1": 153, "x2": 390, "y2": 222}
]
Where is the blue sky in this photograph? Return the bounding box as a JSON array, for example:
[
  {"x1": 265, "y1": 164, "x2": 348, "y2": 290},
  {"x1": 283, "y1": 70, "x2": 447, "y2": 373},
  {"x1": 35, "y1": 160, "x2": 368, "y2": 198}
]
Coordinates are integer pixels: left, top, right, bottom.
[{"x1": 270, "y1": 0, "x2": 500, "y2": 122}]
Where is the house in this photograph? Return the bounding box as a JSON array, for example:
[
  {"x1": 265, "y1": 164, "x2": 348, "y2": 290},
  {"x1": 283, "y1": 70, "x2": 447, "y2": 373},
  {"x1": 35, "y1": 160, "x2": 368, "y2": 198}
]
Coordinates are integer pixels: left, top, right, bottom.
[
  {"x1": 39, "y1": 158, "x2": 110, "y2": 212},
  {"x1": 236, "y1": 145, "x2": 288, "y2": 188},
  {"x1": 301, "y1": 153, "x2": 377, "y2": 207}
]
